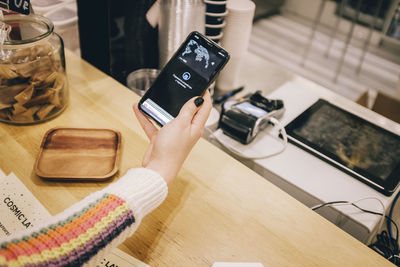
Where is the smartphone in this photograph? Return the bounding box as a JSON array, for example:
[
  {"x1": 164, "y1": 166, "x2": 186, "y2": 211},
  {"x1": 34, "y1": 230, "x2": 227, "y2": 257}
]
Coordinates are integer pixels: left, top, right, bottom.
[{"x1": 139, "y1": 31, "x2": 230, "y2": 126}]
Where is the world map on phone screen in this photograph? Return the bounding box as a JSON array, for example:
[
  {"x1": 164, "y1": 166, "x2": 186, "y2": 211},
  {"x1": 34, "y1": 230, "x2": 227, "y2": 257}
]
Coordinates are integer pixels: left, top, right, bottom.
[
  {"x1": 179, "y1": 39, "x2": 223, "y2": 81},
  {"x1": 141, "y1": 34, "x2": 227, "y2": 126}
]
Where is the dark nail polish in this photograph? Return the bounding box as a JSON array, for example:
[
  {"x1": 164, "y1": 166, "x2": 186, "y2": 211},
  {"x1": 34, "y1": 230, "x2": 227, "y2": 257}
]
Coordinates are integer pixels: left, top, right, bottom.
[{"x1": 194, "y1": 97, "x2": 204, "y2": 107}]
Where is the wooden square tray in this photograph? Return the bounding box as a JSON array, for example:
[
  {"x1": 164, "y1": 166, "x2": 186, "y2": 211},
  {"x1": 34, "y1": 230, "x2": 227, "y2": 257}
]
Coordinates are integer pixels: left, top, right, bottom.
[{"x1": 35, "y1": 128, "x2": 121, "y2": 181}]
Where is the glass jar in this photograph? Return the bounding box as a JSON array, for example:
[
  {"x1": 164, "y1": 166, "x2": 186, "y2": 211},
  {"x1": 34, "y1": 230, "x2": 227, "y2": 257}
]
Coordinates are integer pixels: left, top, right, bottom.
[{"x1": 0, "y1": 14, "x2": 68, "y2": 124}]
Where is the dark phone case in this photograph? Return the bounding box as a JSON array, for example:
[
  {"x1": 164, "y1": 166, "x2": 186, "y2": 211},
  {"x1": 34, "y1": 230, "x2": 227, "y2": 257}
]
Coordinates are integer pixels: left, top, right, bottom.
[{"x1": 138, "y1": 31, "x2": 230, "y2": 126}]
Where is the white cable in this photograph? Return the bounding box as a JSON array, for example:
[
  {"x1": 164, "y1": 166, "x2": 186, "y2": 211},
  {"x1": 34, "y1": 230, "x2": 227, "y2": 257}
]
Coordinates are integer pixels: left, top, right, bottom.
[
  {"x1": 311, "y1": 197, "x2": 386, "y2": 244},
  {"x1": 354, "y1": 197, "x2": 386, "y2": 244},
  {"x1": 208, "y1": 117, "x2": 288, "y2": 160},
  {"x1": 310, "y1": 202, "x2": 348, "y2": 210}
]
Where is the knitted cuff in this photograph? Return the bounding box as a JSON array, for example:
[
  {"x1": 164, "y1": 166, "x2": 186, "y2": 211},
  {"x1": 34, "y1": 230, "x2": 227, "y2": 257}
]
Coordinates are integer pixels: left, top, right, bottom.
[{"x1": 105, "y1": 168, "x2": 168, "y2": 222}]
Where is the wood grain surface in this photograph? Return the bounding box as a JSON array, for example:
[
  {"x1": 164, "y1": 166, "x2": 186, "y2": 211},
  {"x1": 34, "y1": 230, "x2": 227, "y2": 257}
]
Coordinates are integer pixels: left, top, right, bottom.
[
  {"x1": 0, "y1": 50, "x2": 393, "y2": 266},
  {"x1": 35, "y1": 128, "x2": 121, "y2": 180}
]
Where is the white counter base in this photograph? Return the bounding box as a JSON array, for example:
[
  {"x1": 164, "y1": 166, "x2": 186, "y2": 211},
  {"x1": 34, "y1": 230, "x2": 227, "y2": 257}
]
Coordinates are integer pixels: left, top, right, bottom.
[{"x1": 208, "y1": 81, "x2": 400, "y2": 243}]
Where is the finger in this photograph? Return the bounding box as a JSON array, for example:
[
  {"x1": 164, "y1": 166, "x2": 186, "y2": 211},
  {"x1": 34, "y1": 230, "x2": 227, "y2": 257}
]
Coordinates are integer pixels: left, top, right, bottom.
[
  {"x1": 176, "y1": 95, "x2": 203, "y2": 124},
  {"x1": 191, "y1": 90, "x2": 212, "y2": 129},
  {"x1": 133, "y1": 104, "x2": 158, "y2": 140}
]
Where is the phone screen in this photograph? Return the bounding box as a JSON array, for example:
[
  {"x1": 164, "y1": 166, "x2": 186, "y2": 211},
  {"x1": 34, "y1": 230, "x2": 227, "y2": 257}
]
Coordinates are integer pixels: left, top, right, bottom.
[{"x1": 139, "y1": 32, "x2": 229, "y2": 126}]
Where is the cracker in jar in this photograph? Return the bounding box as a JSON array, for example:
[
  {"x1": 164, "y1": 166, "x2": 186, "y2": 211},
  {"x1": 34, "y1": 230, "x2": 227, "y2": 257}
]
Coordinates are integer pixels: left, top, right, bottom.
[
  {"x1": 0, "y1": 83, "x2": 28, "y2": 104},
  {"x1": 31, "y1": 69, "x2": 53, "y2": 83},
  {"x1": 10, "y1": 48, "x2": 33, "y2": 64},
  {"x1": 33, "y1": 44, "x2": 53, "y2": 59},
  {"x1": 12, "y1": 103, "x2": 28, "y2": 115},
  {"x1": 0, "y1": 110, "x2": 10, "y2": 120},
  {"x1": 15, "y1": 60, "x2": 41, "y2": 78},
  {"x1": 36, "y1": 104, "x2": 56, "y2": 120},
  {"x1": 24, "y1": 90, "x2": 53, "y2": 108},
  {"x1": 0, "y1": 64, "x2": 18, "y2": 79},
  {"x1": 0, "y1": 103, "x2": 12, "y2": 110},
  {"x1": 0, "y1": 43, "x2": 66, "y2": 123},
  {"x1": 14, "y1": 84, "x2": 34, "y2": 105},
  {"x1": 10, "y1": 106, "x2": 40, "y2": 123},
  {"x1": 44, "y1": 72, "x2": 58, "y2": 85},
  {"x1": 50, "y1": 75, "x2": 65, "y2": 107}
]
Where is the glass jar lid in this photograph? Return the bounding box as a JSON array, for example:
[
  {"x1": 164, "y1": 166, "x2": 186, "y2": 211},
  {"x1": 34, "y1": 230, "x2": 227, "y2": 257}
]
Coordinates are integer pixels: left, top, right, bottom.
[{"x1": 1, "y1": 14, "x2": 54, "y2": 46}]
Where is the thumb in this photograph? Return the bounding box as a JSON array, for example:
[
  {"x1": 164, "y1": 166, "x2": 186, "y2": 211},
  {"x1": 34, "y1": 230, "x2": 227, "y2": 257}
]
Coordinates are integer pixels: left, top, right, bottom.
[{"x1": 176, "y1": 96, "x2": 204, "y2": 123}]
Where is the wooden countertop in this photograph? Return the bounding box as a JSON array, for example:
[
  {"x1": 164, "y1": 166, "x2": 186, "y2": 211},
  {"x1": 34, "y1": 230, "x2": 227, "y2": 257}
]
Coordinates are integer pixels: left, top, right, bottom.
[{"x1": 0, "y1": 50, "x2": 392, "y2": 266}]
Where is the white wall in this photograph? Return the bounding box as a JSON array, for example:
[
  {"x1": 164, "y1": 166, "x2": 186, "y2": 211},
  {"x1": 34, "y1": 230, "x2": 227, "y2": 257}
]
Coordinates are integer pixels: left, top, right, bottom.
[{"x1": 283, "y1": 0, "x2": 383, "y2": 46}]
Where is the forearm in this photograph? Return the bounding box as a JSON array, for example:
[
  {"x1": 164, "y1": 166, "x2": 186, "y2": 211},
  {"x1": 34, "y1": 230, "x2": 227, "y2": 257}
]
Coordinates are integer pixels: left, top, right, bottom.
[{"x1": 0, "y1": 168, "x2": 167, "y2": 267}]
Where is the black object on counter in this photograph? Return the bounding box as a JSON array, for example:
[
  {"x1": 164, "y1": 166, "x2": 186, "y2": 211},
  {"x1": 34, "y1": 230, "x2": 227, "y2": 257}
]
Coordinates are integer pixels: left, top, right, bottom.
[
  {"x1": 123, "y1": 0, "x2": 159, "y2": 75},
  {"x1": 206, "y1": 14, "x2": 225, "y2": 25},
  {"x1": 285, "y1": 99, "x2": 400, "y2": 196},
  {"x1": 206, "y1": 2, "x2": 226, "y2": 13},
  {"x1": 218, "y1": 91, "x2": 285, "y2": 144},
  {"x1": 206, "y1": 27, "x2": 223, "y2": 36},
  {"x1": 77, "y1": 0, "x2": 159, "y2": 85},
  {"x1": 0, "y1": 0, "x2": 30, "y2": 15}
]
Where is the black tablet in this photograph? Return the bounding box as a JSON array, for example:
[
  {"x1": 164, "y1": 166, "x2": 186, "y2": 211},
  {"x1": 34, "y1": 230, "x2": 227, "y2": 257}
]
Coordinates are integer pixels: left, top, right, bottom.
[{"x1": 285, "y1": 99, "x2": 400, "y2": 196}]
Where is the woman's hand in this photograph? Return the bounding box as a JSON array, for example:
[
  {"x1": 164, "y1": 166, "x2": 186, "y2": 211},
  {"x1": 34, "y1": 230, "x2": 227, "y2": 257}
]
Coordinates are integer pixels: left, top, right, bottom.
[{"x1": 133, "y1": 90, "x2": 212, "y2": 185}]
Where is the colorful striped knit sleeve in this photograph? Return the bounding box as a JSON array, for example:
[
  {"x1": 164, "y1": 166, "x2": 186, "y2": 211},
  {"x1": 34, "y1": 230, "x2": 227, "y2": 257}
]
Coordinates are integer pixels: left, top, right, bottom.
[{"x1": 0, "y1": 168, "x2": 168, "y2": 267}]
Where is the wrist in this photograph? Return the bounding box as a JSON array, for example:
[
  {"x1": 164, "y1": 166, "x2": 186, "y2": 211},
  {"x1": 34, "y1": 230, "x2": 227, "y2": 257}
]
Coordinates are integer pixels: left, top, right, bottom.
[{"x1": 145, "y1": 162, "x2": 176, "y2": 186}]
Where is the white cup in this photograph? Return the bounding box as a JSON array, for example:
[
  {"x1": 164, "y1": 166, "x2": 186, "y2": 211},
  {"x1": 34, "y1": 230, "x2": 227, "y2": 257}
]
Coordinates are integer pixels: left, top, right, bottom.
[
  {"x1": 205, "y1": 21, "x2": 226, "y2": 28},
  {"x1": 216, "y1": 57, "x2": 244, "y2": 91},
  {"x1": 220, "y1": 0, "x2": 255, "y2": 57},
  {"x1": 207, "y1": 32, "x2": 224, "y2": 43},
  {"x1": 216, "y1": 0, "x2": 255, "y2": 91},
  {"x1": 205, "y1": 11, "x2": 228, "y2": 17},
  {"x1": 204, "y1": 0, "x2": 228, "y2": 4}
]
